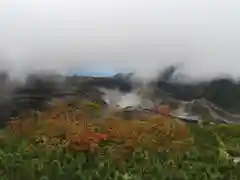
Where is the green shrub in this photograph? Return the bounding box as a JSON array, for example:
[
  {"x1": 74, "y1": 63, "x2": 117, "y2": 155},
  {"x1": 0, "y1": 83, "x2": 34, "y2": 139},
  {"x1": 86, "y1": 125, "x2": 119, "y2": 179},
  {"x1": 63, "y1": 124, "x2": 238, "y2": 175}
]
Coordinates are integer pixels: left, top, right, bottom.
[{"x1": 1, "y1": 122, "x2": 240, "y2": 179}]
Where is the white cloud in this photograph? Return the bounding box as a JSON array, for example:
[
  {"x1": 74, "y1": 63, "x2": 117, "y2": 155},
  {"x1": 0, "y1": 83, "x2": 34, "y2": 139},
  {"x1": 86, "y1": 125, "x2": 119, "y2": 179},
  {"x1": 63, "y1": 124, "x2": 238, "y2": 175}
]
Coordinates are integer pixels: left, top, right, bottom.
[{"x1": 1, "y1": 0, "x2": 240, "y2": 80}]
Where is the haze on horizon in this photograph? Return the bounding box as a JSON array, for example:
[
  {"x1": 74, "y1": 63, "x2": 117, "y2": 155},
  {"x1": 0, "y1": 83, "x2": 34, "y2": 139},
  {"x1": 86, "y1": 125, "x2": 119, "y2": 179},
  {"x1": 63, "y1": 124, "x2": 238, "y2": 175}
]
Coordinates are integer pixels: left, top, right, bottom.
[{"x1": 1, "y1": 0, "x2": 240, "y2": 81}]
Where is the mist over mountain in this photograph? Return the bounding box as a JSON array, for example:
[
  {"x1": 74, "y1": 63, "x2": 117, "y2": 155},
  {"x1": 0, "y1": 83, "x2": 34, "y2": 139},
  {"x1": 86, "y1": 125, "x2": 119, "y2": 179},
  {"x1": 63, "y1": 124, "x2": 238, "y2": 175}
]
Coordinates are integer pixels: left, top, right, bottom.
[
  {"x1": 2, "y1": 0, "x2": 240, "y2": 81},
  {"x1": 153, "y1": 66, "x2": 240, "y2": 113},
  {"x1": 2, "y1": 0, "x2": 240, "y2": 126},
  {"x1": 0, "y1": 64, "x2": 240, "y2": 127}
]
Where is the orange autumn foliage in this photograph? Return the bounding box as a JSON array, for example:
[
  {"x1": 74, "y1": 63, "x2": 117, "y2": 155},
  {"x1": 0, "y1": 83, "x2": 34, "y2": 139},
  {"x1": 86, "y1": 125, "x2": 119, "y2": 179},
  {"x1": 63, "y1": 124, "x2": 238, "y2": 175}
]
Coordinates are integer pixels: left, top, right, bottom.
[
  {"x1": 68, "y1": 131, "x2": 108, "y2": 152},
  {"x1": 6, "y1": 100, "x2": 191, "y2": 155}
]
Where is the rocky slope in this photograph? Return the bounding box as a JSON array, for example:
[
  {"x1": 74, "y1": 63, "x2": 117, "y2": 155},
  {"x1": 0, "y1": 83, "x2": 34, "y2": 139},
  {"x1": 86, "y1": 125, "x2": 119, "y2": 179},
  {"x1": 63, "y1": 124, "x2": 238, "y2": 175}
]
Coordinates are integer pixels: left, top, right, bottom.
[{"x1": 1, "y1": 68, "x2": 240, "y2": 125}]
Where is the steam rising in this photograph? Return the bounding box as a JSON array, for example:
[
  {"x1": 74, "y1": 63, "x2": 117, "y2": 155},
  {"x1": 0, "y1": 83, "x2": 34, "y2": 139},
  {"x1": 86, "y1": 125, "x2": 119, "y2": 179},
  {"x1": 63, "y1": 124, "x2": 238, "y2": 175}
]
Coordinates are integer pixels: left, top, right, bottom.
[
  {"x1": 1, "y1": 0, "x2": 240, "y2": 81},
  {"x1": 100, "y1": 87, "x2": 155, "y2": 109},
  {"x1": 101, "y1": 88, "x2": 141, "y2": 108},
  {"x1": 117, "y1": 93, "x2": 141, "y2": 108}
]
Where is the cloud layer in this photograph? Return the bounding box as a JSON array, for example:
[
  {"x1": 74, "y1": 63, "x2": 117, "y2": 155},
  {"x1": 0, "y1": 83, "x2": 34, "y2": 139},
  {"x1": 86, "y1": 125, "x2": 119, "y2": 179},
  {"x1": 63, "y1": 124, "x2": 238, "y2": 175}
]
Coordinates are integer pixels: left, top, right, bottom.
[{"x1": 1, "y1": 0, "x2": 240, "y2": 80}]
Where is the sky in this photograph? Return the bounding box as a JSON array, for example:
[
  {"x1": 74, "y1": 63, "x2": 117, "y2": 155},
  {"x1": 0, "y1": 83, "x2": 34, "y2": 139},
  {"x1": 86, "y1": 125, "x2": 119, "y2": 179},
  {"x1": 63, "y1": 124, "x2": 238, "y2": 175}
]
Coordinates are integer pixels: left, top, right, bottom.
[
  {"x1": 1, "y1": 0, "x2": 240, "y2": 81},
  {"x1": 74, "y1": 70, "x2": 116, "y2": 77}
]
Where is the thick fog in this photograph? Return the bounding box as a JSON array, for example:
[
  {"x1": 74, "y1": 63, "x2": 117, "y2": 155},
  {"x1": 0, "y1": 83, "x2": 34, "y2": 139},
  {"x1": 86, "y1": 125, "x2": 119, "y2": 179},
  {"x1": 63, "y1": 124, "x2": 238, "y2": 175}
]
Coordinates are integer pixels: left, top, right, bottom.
[{"x1": 1, "y1": 0, "x2": 240, "y2": 81}]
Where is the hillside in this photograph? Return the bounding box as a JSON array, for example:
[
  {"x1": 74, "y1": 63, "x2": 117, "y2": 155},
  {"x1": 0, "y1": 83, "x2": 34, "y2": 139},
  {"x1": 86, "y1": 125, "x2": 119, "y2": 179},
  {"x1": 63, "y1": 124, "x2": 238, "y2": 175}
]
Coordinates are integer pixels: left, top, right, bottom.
[
  {"x1": 0, "y1": 71, "x2": 240, "y2": 179},
  {"x1": 1, "y1": 97, "x2": 240, "y2": 179},
  {"x1": 1, "y1": 67, "x2": 240, "y2": 126}
]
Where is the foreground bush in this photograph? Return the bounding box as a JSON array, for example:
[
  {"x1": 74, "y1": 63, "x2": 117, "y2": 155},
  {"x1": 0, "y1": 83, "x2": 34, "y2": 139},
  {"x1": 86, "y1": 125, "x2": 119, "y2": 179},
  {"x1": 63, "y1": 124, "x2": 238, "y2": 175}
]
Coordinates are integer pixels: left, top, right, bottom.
[
  {"x1": 6, "y1": 115, "x2": 190, "y2": 156},
  {"x1": 0, "y1": 133, "x2": 239, "y2": 180},
  {"x1": 1, "y1": 103, "x2": 240, "y2": 179}
]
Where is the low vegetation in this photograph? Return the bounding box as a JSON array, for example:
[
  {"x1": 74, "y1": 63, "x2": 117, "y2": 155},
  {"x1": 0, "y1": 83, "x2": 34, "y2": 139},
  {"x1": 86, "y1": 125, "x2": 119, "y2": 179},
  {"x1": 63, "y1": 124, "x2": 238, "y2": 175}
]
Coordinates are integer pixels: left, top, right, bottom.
[{"x1": 0, "y1": 101, "x2": 240, "y2": 179}]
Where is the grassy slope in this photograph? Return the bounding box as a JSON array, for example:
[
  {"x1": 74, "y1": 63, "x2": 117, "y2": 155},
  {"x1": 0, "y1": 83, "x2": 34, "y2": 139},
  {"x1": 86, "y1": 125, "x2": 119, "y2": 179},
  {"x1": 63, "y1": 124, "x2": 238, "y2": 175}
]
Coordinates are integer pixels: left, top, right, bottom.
[{"x1": 0, "y1": 102, "x2": 240, "y2": 179}]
